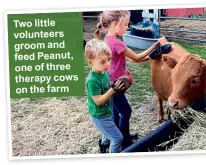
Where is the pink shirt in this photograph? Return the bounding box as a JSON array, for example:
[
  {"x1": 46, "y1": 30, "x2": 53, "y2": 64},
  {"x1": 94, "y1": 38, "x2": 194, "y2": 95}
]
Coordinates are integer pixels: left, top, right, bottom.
[{"x1": 104, "y1": 35, "x2": 127, "y2": 82}]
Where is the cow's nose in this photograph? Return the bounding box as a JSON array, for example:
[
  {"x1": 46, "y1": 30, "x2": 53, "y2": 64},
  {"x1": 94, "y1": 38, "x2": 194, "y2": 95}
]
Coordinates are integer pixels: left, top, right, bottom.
[{"x1": 168, "y1": 97, "x2": 178, "y2": 108}]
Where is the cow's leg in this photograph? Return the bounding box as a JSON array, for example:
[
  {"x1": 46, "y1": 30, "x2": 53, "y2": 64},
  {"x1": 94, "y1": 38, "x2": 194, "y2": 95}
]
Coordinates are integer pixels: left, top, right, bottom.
[
  {"x1": 157, "y1": 97, "x2": 164, "y2": 123},
  {"x1": 166, "y1": 107, "x2": 171, "y2": 119}
]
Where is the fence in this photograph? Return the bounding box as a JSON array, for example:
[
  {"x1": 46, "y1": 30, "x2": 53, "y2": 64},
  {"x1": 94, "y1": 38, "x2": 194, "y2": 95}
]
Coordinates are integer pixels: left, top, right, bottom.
[
  {"x1": 142, "y1": 9, "x2": 206, "y2": 43},
  {"x1": 83, "y1": 10, "x2": 206, "y2": 43},
  {"x1": 159, "y1": 15, "x2": 206, "y2": 43}
]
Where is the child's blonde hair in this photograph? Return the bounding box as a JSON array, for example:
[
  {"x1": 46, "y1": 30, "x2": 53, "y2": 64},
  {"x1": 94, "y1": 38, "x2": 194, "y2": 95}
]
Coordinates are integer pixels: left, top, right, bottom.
[
  {"x1": 84, "y1": 38, "x2": 111, "y2": 59},
  {"x1": 94, "y1": 10, "x2": 130, "y2": 38}
]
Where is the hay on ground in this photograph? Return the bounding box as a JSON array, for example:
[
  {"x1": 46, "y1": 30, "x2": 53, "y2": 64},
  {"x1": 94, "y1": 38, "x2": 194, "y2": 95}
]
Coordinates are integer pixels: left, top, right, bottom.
[
  {"x1": 157, "y1": 108, "x2": 206, "y2": 151},
  {"x1": 160, "y1": 19, "x2": 206, "y2": 42},
  {"x1": 11, "y1": 95, "x2": 161, "y2": 156}
]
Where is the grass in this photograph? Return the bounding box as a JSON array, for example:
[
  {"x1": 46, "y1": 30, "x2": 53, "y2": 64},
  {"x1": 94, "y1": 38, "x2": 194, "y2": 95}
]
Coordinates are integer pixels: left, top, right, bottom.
[
  {"x1": 175, "y1": 40, "x2": 206, "y2": 59},
  {"x1": 84, "y1": 41, "x2": 206, "y2": 107},
  {"x1": 125, "y1": 53, "x2": 153, "y2": 105}
]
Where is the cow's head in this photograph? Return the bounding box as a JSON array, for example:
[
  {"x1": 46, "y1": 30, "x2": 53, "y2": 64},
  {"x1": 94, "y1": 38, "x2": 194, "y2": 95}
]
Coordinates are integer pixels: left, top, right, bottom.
[{"x1": 162, "y1": 53, "x2": 206, "y2": 109}]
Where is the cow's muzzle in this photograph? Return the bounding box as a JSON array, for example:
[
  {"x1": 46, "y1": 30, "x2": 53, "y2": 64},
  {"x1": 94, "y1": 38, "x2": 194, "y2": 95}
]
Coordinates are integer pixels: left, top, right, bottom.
[{"x1": 168, "y1": 97, "x2": 188, "y2": 109}]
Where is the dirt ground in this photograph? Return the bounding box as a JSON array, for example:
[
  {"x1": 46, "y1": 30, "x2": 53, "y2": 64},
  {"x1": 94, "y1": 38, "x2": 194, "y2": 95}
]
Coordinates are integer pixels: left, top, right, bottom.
[
  {"x1": 11, "y1": 14, "x2": 206, "y2": 156},
  {"x1": 11, "y1": 95, "x2": 163, "y2": 156}
]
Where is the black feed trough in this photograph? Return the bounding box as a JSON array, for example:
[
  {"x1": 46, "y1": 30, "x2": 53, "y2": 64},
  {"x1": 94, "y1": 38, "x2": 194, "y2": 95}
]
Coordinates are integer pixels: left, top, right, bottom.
[{"x1": 121, "y1": 117, "x2": 193, "y2": 153}]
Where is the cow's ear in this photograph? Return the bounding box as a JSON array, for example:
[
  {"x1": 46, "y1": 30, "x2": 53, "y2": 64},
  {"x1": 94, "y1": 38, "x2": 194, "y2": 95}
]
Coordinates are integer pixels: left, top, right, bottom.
[{"x1": 162, "y1": 55, "x2": 177, "y2": 68}]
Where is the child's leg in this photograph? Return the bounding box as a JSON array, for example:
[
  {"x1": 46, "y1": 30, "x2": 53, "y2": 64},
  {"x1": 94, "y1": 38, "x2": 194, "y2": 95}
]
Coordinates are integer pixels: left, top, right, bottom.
[
  {"x1": 112, "y1": 102, "x2": 120, "y2": 127},
  {"x1": 113, "y1": 92, "x2": 136, "y2": 147},
  {"x1": 90, "y1": 116, "x2": 123, "y2": 153},
  {"x1": 113, "y1": 92, "x2": 132, "y2": 133}
]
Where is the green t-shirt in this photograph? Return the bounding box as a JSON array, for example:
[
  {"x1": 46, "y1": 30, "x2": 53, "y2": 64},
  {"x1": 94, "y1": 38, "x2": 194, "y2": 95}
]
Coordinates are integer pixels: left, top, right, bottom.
[{"x1": 86, "y1": 70, "x2": 112, "y2": 118}]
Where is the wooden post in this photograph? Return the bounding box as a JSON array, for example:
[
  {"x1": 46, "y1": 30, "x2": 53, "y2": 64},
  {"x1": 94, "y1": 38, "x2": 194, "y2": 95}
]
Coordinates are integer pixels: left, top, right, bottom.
[
  {"x1": 142, "y1": 9, "x2": 159, "y2": 24},
  {"x1": 142, "y1": 9, "x2": 150, "y2": 22},
  {"x1": 142, "y1": 9, "x2": 160, "y2": 36}
]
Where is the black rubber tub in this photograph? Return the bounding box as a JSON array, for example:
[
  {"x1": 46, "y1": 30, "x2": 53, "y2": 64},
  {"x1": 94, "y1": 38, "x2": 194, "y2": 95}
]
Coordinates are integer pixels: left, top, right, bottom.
[{"x1": 121, "y1": 117, "x2": 193, "y2": 152}]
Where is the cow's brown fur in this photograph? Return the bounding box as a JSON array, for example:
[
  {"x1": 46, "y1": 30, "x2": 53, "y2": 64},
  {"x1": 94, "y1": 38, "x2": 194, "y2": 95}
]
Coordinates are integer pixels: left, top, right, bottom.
[{"x1": 150, "y1": 38, "x2": 206, "y2": 122}]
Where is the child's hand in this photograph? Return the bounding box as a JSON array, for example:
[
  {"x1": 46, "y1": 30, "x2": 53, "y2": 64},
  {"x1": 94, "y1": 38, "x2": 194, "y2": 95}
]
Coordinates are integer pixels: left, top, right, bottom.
[
  {"x1": 151, "y1": 41, "x2": 160, "y2": 49},
  {"x1": 112, "y1": 80, "x2": 125, "y2": 92},
  {"x1": 158, "y1": 36, "x2": 167, "y2": 43},
  {"x1": 130, "y1": 59, "x2": 137, "y2": 63},
  {"x1": 152, "y1": 36, "x2": 167, "y2": 48}
]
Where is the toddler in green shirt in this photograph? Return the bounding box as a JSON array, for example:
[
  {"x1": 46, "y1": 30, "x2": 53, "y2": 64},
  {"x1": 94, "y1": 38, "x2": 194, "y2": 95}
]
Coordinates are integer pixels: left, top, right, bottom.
[{"x1": 85, "y1": 38, "x2": 125, "y2": 153}]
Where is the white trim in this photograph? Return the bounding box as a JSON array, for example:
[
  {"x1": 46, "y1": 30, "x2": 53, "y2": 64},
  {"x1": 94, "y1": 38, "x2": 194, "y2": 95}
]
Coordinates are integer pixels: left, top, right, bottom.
[{"x1": 142, "y1": 9, "x2": 159, "y2": 24}]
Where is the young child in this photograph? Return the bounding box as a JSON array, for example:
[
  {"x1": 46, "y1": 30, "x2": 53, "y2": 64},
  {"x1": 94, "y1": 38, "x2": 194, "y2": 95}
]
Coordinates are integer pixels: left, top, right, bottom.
[
  {"x1": 94, "y1": 10, "x2": 160, "y2": 148},
  {"x1": 85, "y1": 38, "x2": 126, "y2": 153}
]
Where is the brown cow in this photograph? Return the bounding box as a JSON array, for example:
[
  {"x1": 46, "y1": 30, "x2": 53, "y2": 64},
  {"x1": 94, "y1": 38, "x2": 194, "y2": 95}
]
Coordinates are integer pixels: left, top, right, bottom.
[{"x1": 150, "y1": 38, "x2": 206, "y2": 122}]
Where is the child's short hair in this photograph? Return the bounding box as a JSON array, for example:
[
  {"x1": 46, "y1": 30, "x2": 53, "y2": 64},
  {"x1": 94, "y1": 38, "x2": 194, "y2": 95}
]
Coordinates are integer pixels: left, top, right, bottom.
[{"x1": 84, "y1": 38, "x2": 111, "y2": 59}]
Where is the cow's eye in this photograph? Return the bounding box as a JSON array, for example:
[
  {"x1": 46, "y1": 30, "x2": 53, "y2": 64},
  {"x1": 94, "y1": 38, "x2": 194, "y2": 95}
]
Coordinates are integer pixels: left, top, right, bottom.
[{"x1": 192, "y1": 79, "x2": 200, "y2": 85}]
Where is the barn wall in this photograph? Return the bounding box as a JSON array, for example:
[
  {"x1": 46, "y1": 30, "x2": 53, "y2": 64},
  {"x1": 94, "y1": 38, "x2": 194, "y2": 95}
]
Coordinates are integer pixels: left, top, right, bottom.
[{"x1": 166, "y1": 8, "x2": 204, "y2": 17}]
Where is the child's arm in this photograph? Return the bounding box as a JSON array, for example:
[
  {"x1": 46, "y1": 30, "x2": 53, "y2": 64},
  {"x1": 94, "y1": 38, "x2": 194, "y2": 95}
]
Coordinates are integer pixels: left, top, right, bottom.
[
  {"x1": 92, "y1": 80, "x2": 124, "y2": 105},
  {"x1": 122, "y1": 42, "x2": 159, "y2": 62},
  {"x1": 130, "y1": 56, "x2": 150, "y2": 63},
  {"x1": 92, "y1": 88, "x2": 115, "y2": 105}
]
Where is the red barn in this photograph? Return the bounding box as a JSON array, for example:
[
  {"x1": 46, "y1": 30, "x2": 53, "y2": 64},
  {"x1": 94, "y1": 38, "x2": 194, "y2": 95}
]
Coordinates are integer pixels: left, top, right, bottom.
[{"x1": 165, "y1": 8, "x2": 204, "y2": 17}]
